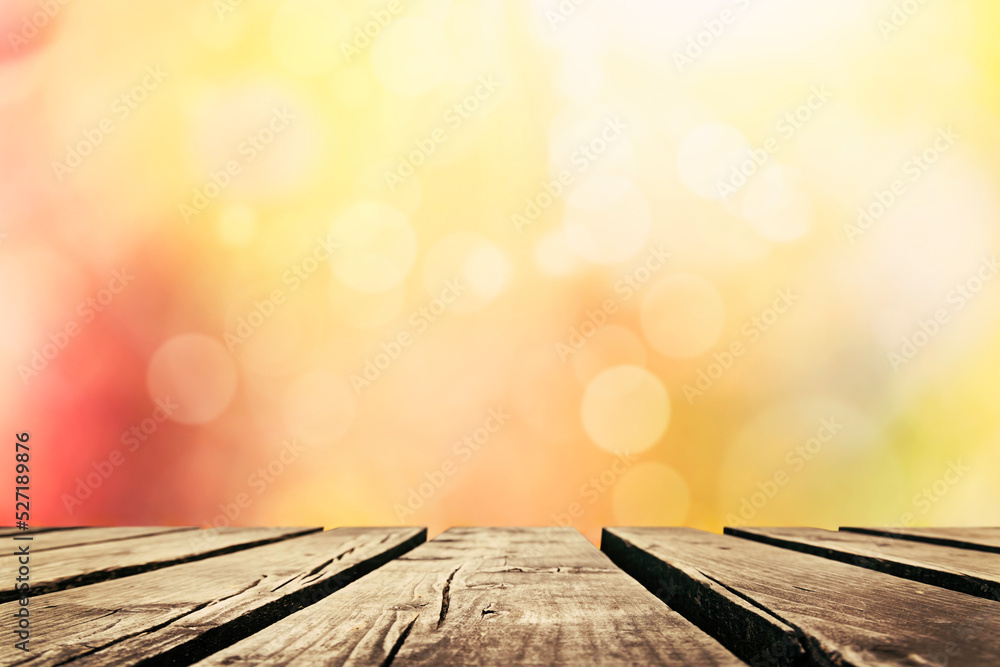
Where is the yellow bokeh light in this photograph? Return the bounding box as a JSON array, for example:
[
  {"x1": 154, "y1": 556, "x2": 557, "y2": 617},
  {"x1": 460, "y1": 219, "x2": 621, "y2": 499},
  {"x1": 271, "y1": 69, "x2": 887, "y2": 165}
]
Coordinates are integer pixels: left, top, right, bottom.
[
  {"x1": 581, "y1": 365, "x2": 669, "y2": 455},
  {"x1": 423, "y1": 232, "x2": 511, "y2": 313},
  {"x1": 270, "y1": 0, "x2": 351, "y2": 77},
  {"x1": 371, "y1": 17, "x2": 450, "y2": 97}
]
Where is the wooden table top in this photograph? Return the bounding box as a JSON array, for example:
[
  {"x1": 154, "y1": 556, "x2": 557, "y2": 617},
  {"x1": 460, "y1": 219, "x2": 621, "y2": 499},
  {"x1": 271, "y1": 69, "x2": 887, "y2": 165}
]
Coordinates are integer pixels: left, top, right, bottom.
[{"x1": 3, "y1": 525, "x2": 997, "y2": 665}]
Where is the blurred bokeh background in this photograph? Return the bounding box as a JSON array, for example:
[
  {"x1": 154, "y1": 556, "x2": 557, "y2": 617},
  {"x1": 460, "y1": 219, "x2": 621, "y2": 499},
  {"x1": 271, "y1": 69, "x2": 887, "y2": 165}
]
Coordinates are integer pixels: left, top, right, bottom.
[{"x1": 2, "y1": 0, "x2": 999, "y2": 543}]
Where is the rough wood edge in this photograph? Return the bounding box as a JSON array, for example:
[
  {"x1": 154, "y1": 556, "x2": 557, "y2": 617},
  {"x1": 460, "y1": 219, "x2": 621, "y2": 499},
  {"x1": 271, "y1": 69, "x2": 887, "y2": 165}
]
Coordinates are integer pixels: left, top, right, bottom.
[
  {"x1": 133, "y1": 528, "x2": 427, "y2": 667},
  {"x1": 840, "y1": 527, "x2": 1000, "y2": 555},
  {"x1": 26, "y1": 527, "x2": 196, "y2": 553},
  {"x1": 601, "y1": 528, "x2": 808, "y2": 667},
  {"x1": 0, "y1": 527, "x2": 322, "y2": 603},
  {"x1": 727, "y1": 527, "x2": 1000, "y2": 602}
]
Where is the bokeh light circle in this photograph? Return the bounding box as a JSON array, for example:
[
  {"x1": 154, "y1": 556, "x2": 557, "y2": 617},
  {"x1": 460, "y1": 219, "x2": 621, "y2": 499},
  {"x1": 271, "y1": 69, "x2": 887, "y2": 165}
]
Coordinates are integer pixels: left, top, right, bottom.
[
  {"x1": 581, "y1": 365, "x2": 669, "y2": 455},
  {"x1": 422, "y1": 232, "x2": 512, "y2": 313},
  {"x1": 147, "y1": 334, "x2": 239, "y2": 424},
  {"x1": 270, "y1": 0, "x2": 351, "y2": 76},
  {"x1": 371, "y1": 17, "x2": 450, "y2": 97}
]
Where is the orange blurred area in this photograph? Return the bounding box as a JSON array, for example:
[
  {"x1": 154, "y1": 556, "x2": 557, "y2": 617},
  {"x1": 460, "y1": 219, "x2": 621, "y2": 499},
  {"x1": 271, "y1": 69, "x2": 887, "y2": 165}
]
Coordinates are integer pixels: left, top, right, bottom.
[{"x1": 2, "y1": 0, "x2": 1000, "y2": 542}]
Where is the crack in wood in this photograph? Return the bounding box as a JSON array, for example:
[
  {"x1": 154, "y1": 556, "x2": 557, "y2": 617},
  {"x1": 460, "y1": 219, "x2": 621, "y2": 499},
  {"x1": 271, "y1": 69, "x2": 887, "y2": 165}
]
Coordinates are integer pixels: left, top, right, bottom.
[
  {"x1": 380, "y1": 615, "x2": 417, "y2": 667},
  {"x1": 437, "y1": 566, "x2": 461, "y2": 629},
  {"x1": 55, "y1": 579, "x2": 263, "y2": 666},
  {"x1": 53, "y1": 602, "x2": 216, "y2": 666},
  {"x1": 300, "y1": 558, "x2": 335, "y2": 584},
  {"x1": 334, "y1": 546, "x2": 356, "y2": 562}
]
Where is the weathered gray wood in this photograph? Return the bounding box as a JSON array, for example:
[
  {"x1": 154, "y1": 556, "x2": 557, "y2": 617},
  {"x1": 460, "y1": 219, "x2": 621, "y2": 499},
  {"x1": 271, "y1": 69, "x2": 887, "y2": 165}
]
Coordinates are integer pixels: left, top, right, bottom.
[
  {"x1": 197, "y1": 527, "x2": 742, "y2": 666},
  {"x1": 0, "y1": 527, "x2": 79, "y2": 537},
  {"x1": 728, "y1": 526, "x2": 1000, "y2": 602},
  {"x1": 0, "y1": 526, "x2": 318, "y2": 602},
  {"x1": 15, "y1": 526, "x2": 194, "y2": 552},
  {"x1": 604, "y1": 527, "x2": 1000, "y2": 667},
  {"x1": 842, "y1": 526, "x2": 1000, "y2": 554},
  {"x1": 0, "y1": 527, "x2": 425, "y2": 666}
]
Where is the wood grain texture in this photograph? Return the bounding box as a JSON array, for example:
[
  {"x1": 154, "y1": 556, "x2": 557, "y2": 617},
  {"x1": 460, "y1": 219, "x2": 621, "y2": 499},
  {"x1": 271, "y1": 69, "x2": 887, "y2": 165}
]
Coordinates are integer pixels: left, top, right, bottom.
[
  {"x1": 841, "y1": 527, "x2": 1000, "y2": 554},
  {"x1": 0, "y1": 527, "x2": 78, "y2": 537},
  {"x1": 0, "y1": 526, "x2": 318, "y2": 602},
  {"x1": 197, "y1": 527, "x2": 742, "y2": 666},
  {"x1": 0, "y1": 527, "x2": 425, "y2": 666},
  {"x1": 727, "y1": 526, "x2": 1000, "y2": 602},
  {"x1": 604, "y1": 527, "x2": 1000, "y2": 667},
  {"x1": 9, "y1": 526, "x2": 194, "y2": 553}
]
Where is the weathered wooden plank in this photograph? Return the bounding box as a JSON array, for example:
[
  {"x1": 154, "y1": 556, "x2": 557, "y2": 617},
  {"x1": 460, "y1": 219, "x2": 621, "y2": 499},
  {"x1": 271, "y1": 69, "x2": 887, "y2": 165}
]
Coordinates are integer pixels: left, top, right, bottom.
[
  {"x1": 842, "y1": 526, "x2": 1000, "y2": 554},
  {"x1": 604, "y1": 527, "x2": 1000, "y2": 667},
  {"x1": 727, "y1": 526, "x2": 1000, "y2": 602},
  {"x1": 14, "y1": 526, "x2": 194, "y2": 553},
  {"x1": 197, "y1": 527, "x2": 742, "y2": 666},
  {"x1": 0, "y1": 527, "x2": 79, "y2": 537},
  {"x1": 0, "y1": 526, "x2": 318, "y2": 602},
  {"x1": 0, "y1": 527, "x2": 425, "y2": 666}
]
